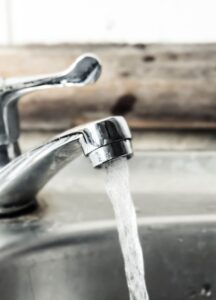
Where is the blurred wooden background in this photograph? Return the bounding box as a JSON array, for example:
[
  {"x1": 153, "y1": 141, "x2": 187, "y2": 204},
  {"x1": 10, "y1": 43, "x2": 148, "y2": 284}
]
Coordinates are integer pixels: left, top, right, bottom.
[{"x1": 1, "y1": 44, "x2": 216, "y2": 131}]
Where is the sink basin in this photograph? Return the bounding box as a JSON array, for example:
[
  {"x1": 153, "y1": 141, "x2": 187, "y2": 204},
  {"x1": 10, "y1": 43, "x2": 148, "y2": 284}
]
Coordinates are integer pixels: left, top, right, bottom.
[
  {"x1": 1, "y1": 220, "x2": 216, "y2": 300},
  {"x1": 1, "y1": 151, "x2": 216, "y2": 300}
]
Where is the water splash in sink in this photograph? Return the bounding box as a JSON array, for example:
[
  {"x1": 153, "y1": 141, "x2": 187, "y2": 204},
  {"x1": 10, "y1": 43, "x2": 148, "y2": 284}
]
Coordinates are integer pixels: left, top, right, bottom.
[{"x1": 105, "y1": 157, "x2": 149, "y2": 300}]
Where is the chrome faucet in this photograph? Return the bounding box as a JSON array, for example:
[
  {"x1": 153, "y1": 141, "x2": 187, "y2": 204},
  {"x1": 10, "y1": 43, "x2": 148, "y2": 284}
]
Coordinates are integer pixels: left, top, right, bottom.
[{"x1": 0, "y1": 54, "x2": 133, "y2": 217}]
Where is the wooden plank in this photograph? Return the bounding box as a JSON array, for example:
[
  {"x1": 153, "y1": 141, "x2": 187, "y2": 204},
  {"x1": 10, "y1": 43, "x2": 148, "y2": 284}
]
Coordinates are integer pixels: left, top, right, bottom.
[{"x1": 1, "y1": 44, "x2": 216, "y2": 130}]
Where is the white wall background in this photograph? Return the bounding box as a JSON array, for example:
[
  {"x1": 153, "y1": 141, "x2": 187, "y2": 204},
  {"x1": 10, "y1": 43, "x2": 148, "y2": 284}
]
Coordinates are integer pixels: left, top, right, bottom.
[{"x1": 0, "y1": 0, "x2": 216, "y2": 45}]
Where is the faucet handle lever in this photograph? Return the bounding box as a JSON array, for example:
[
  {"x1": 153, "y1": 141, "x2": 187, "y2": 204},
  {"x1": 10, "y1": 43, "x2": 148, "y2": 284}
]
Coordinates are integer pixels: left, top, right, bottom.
[
  {"x1": 3, "y1": 54, "x2": 102, "y2": 90},
  {"x1": 0, "y1": 54, "x2": 102, "y2": 157}
]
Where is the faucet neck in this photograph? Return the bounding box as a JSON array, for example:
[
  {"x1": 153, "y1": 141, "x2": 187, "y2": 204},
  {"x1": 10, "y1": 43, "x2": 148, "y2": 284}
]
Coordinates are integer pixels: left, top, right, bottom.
[
  {"x1": 0, "y1": 92, "x2": 21, "y2": 161},
  {"x1": 0, "y1": 133, "x2": 82, "y2": 217}
]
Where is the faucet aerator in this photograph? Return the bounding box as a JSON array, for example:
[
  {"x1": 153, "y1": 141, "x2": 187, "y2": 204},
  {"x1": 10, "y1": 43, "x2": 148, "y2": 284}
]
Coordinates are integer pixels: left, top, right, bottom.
[
  {"x1": 88, "y1": 140, "x2": 133, "y2": 168},
  {"x1": 79, "y1": 116, "x2": 133, "y2": 167}
]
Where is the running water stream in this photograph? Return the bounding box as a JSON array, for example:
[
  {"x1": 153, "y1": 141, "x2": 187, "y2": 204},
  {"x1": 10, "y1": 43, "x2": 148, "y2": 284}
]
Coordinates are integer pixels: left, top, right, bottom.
[{"x1": 105, "y1": 157, "x2": 149, "y2": 300}]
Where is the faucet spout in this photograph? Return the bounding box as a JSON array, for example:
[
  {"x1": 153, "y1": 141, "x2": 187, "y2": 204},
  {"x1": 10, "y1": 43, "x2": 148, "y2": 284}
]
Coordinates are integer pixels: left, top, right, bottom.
[{"x1": 0, "y1": 116, "x2": 133, "y2": 217}]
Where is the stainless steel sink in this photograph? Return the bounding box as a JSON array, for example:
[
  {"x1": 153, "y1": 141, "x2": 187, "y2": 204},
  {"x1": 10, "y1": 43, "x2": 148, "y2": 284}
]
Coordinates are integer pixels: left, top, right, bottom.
[{"x1": 1, "y1": 151, "x2": 216, "y2": 300}]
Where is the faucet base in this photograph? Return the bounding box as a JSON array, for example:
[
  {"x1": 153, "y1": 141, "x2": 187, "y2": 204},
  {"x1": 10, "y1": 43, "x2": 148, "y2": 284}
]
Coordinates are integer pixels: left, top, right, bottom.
[{"x1": 0, "y1": 199, "x2": 38, "y2": 218}]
